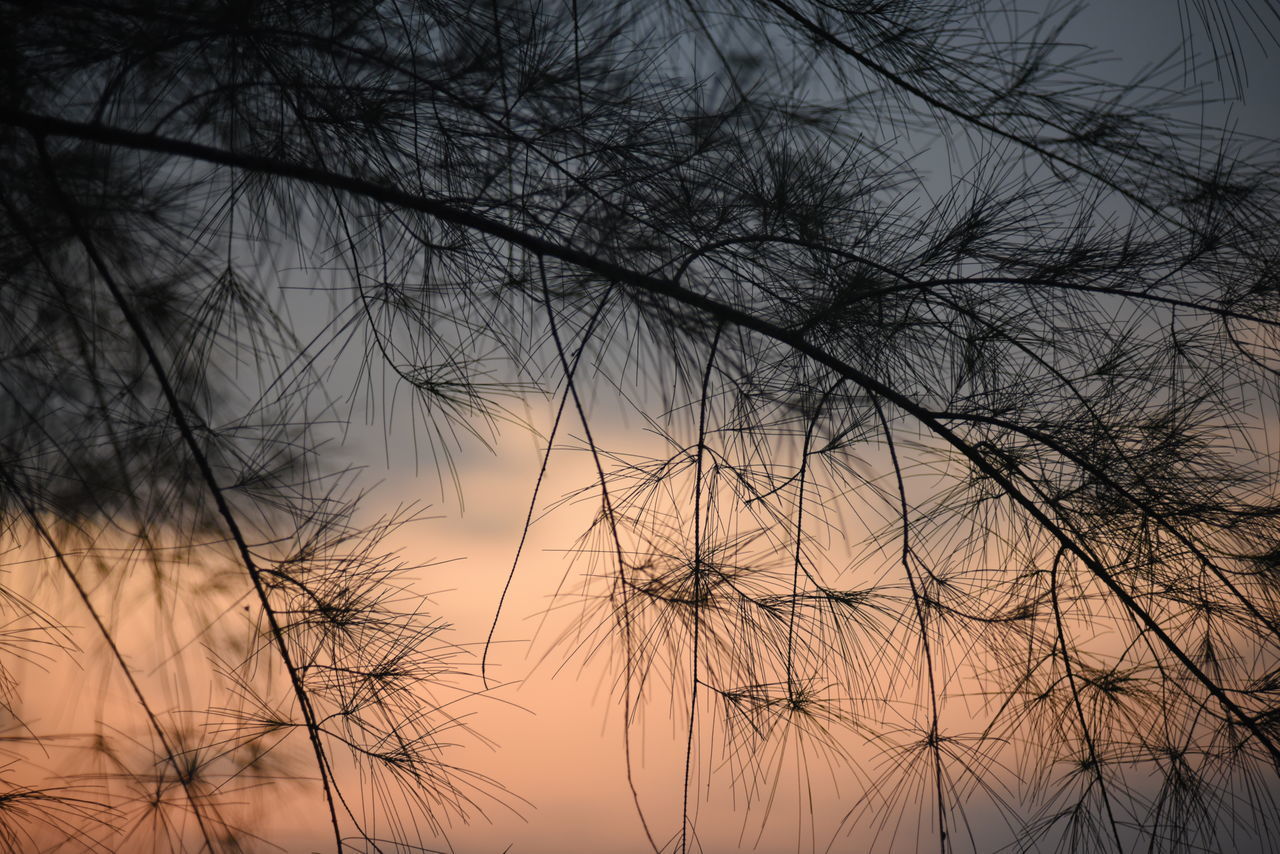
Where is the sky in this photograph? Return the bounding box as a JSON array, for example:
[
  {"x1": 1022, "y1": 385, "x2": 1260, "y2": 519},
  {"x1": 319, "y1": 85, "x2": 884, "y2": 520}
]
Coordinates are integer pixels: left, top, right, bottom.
[
  {"x1": 11, "y1": 2, "x2": 1280, "y2": 853},
  {"x1": 359, "y1": 5, "x2": 1280, "y2": 852}
]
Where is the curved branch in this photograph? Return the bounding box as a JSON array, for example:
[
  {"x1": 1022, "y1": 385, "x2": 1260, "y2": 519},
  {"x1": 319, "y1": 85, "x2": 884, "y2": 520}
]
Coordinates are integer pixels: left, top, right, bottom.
[
  {"x1": 11, "y1": 105, "x2": 1279, "y2": 771},
  {"x1": 34, "y1": 140, "x2": 347, "y2": 852}
]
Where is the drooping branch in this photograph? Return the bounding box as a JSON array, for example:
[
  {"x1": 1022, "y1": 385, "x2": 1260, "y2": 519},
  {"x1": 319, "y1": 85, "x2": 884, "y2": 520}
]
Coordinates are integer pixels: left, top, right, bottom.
[{"x1": 34, "y1": 139, "x2": 348, "y2": 852}]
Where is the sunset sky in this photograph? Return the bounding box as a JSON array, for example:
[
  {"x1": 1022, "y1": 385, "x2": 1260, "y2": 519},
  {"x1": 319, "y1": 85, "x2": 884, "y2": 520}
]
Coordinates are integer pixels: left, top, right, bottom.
[{"x1": 7, "y1": 1, "x2": 1280, "y2": 853}]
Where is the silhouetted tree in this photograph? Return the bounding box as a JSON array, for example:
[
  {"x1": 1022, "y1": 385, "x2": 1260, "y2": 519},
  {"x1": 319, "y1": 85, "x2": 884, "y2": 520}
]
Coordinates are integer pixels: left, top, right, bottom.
[{"x1": 2, "y1": 0, "x2": 1279, "y2": 852}]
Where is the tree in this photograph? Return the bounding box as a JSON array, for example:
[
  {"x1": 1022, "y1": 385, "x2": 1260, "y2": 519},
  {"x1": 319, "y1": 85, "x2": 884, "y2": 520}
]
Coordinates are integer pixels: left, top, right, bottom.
[{"x1": 2, "y1": 0, "x2": 1279, "y2": 851}]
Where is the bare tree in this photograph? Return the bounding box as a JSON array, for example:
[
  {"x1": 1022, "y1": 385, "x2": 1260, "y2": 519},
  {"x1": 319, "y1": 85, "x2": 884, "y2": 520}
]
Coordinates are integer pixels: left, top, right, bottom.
[{"x1": 2, "y1": 0, "x2": 1279, "y2": 851}]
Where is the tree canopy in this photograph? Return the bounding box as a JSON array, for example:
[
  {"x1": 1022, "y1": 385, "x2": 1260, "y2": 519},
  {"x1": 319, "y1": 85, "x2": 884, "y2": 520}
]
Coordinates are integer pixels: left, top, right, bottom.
[{"x1": 2, "y1": 0, "x2": 1279, "y2": 852}]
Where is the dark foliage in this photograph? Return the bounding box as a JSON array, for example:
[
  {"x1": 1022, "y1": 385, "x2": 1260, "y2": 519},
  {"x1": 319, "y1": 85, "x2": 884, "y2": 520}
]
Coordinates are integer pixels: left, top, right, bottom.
[{"x1": 1, "y1": 0, "x2": 1279, "y2": 851}]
